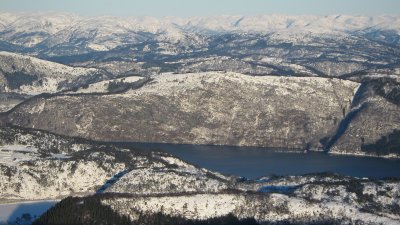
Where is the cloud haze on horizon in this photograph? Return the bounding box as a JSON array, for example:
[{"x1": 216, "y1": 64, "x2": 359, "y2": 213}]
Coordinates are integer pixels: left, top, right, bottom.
[{"x1": 0, "y1": 0, "x2": 399, "y2": 17}]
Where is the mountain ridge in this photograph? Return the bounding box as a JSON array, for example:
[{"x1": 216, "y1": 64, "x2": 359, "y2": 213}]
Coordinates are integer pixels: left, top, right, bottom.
[
  {"x1": 1, "y1": 13, "x2": 399, "y2": 78},
  {"x1": 3, "y1": 72, "x2": 361, "y2": 152},
  {"x1": 1, "y1": 13, "x2": 399, "y2": 50}
]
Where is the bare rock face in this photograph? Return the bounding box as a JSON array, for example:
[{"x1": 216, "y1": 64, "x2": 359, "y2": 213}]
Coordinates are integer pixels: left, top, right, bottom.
[{"x1": 6, "y1": 72, "x2": 359, "y2": 150}]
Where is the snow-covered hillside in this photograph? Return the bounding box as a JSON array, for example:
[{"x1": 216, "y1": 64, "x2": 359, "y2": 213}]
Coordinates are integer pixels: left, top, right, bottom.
[
  {"x1": 105, "y1": 187, "x2": 400, "y2": 224},
  {"x1": 4, "y1": 72, "x2": 359, "y2": 151},
  {"x1": 105, "y1": 154, "x2": 229, "y2": 195},
  {"x1": 3, "y1": 71, "x2": 399, "y2": 157},
  {"x1": 0, "y1": 51, "x2": 108, "y2": 94},
  {"x1": 0, "y1": 126, "x2": 232, "y2": 201}
]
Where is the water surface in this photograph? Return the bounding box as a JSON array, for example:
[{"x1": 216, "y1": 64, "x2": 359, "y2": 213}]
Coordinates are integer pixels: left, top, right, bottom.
[
  {"x1": 0, "y1": 200, "x2": 57, "y2": 224},
  {"x1": 116, "y1": 142, "x2": 400, "y2": 179}
]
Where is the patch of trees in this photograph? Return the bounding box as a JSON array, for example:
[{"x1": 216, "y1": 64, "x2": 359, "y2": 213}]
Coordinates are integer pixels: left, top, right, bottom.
[
  {"x1": 33, "y1": 195, "x2": 348, "y2": 225},
  {"x1": 134, "y1": 212, "x2": 259, "y2": 225},
  {"x1": 368, "y1": 77, "x2": 400, "y2": 105},
  {"x1": 362, "y1": 129, "x2": 400, "y2": 155},
  {"x1": 107, "y1": 77, "x2": 152, "y2": 93},
  {"x1": 4, "y1": 71, "x2": 38, "y2": 89},
  {"x1": 107, "y1": 80, "x2": 130, "y2": 92},
  {"x1": 32, "y1": 196, "x2": 131, "y2": 225},
  {"x1": 0, "y1": 164, "x2": 16, "y2": 177},
  {"x1": 346, "y1": 180, "x2": 374, "y2": 203},
  {"x1": 32, "y1": 196, "x2": 260, "y2": 225}
]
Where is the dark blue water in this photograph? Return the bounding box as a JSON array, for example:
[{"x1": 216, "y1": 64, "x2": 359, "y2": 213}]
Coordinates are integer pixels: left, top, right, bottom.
[
  {"x1": 0, "y1": 201, "x2": 57, "y2": 224},
  {"x1": 116, "y1": 142, "x2": 400, "y2": 179}
]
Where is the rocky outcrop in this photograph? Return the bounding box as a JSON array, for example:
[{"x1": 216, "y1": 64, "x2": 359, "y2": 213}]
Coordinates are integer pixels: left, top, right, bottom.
[{"x1": 5, "y1": 72, "x2": 359, "y2": 150}]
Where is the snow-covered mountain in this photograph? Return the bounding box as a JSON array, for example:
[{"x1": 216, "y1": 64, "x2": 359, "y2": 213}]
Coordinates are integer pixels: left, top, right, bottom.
[
  {"x1": 2, "y1": 71, "x2": 399, "y2": 158},
  {"x1": 0, "y1": 13, "x2": 399, "y2": 78},
  {"x1": 1, "y1": 13, "x2": 399, "y2": 49}
]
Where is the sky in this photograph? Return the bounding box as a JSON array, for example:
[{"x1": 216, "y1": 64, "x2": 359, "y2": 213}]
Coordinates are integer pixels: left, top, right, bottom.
[{"x1": 0, "y1": 0, "x2": 399, "y2": 17}]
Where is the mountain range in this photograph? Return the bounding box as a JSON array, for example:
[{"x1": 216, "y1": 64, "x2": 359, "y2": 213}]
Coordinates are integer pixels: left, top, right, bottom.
[{"x1": 0, "y1": 13, "x2": 399, "y2": 78}]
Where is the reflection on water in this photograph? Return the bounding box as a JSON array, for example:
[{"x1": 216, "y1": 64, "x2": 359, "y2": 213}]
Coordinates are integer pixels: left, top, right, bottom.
[{"x1": 116, "y1": 142, "x2": 400, "y2": 179}]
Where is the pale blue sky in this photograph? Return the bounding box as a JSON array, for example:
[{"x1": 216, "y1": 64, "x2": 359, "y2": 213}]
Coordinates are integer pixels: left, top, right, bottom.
[{"x1": 1, "y1": 0, "x2": 399, "y2": 17}]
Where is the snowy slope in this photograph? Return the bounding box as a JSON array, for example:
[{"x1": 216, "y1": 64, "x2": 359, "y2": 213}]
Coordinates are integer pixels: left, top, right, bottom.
[
  {"x1": 0, "y1": 51, "x2": 107, "y2": 94},
  {"x1": 5, "y1": 72, "x2": 360, "y2": 150},
  {"x1": 105, "y1": 184, "x2": 400, "y2": 224},
  {"x1": 0, "y1": 126, "x2": 231, "y2": 201}
]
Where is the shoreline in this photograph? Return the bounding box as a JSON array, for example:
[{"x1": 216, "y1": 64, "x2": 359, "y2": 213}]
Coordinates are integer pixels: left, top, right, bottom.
[
  {"x1": 0, "y1": 199, "x2": 60, "y2": 205},
  {"x1": 327, "y1": 150, "x2": 400, "y2": 159}
]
